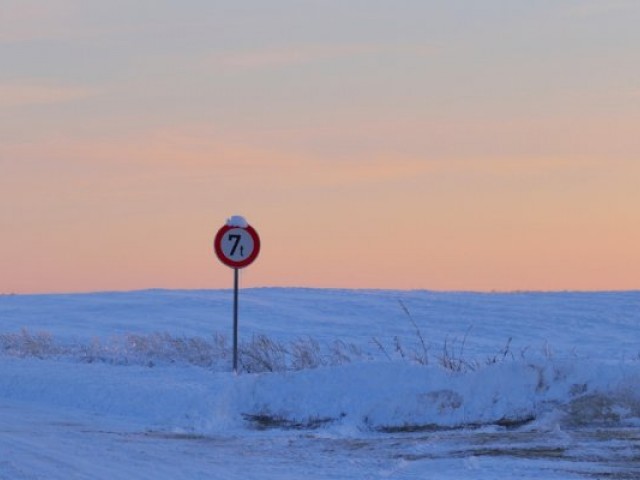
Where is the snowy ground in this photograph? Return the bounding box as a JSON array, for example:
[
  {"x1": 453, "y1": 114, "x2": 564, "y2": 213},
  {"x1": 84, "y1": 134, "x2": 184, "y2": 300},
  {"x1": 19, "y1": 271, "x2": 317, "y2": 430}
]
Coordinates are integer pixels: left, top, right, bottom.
[{"x1": 1, "y1": 288, "x2": 639, "y2": 479}]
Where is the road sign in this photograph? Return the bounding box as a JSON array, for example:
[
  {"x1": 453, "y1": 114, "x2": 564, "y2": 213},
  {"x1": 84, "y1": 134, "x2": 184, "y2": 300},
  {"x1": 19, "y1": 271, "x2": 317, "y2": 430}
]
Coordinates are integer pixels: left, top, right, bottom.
[
  {"x1": 214, "y1": 223, "x2": 260, "y2": 269},
  {"x1": 213, "y1": 216, "x2": 261, "y2": 374}
]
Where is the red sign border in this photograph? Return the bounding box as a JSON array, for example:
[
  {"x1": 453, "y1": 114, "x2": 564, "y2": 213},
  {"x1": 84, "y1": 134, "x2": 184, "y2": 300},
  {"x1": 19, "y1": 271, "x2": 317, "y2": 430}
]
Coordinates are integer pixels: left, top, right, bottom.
[{"x1": 214, "y1": 224, "x2": 261, "y2": 269}]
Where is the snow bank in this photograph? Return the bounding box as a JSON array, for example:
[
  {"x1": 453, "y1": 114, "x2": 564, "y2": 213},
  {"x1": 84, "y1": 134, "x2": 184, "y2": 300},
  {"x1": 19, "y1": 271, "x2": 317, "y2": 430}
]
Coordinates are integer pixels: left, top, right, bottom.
[
  {"x1": 234, "y1": 360, "x2": 640, "y2": 432},
  {"x1": 0, "y1": 356, "x2": 638, "y2": 435},
  {"x1": 0, "y1": 288, "x2": 638, "y2": 435}
]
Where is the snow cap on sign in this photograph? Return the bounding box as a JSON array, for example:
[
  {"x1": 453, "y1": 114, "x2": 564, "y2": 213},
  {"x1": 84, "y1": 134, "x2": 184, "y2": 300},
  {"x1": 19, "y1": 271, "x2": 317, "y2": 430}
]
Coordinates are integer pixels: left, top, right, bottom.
[{"x1": 226, "y1": 215, "x2": 249, "y2": 227}]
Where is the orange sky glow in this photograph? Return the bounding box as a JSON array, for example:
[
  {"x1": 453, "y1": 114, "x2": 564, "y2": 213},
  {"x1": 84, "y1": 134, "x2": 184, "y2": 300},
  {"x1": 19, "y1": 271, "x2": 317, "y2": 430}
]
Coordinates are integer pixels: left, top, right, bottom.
[{"x1": 1, "y1": 2, "x2": 639, "y2": 293}]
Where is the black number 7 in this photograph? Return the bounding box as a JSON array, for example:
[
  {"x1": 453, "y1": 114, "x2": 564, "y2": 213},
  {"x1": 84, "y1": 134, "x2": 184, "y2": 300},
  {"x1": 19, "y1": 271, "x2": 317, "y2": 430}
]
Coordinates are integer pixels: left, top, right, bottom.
[{"x1": 228, "y1": 234, "x2": 242, "y2": 256}]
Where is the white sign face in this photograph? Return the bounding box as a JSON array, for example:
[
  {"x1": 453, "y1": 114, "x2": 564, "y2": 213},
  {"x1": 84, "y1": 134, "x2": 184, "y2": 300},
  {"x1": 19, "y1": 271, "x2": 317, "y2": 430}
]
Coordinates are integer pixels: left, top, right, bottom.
[
  {"x1": 214, "y1": 222, "x2": 260, "y2": 269},
  {"x1": 218, "y1": 227, "x2": 256, "y2": 264}
]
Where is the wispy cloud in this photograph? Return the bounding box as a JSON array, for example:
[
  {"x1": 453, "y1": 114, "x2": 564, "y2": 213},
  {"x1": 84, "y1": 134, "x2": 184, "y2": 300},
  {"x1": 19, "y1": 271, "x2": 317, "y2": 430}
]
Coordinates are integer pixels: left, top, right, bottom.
[
  {"x1": 0, "y1": 2, "x2": 177, "y2": 44},
  {"x1": 0, "y1": 2, "x2": 74, "y2": 43},
  {"x1": 563, "y1": 0, "x2": 639, "y2": 17},
  {"x1": 210, "y1": 43, "x2": 436, "y2": 70},
  {"x1": 629, "y1": 89, "x2": 640, "y2": 99},
  {"x1": 0, "y1": 84, "x2": 99, "y2": 107}
]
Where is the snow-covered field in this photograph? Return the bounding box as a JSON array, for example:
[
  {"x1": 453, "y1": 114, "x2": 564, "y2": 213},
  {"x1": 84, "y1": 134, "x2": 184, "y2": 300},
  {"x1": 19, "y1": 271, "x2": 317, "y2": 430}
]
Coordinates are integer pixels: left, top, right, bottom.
[{"x1": 1, "y1": 288, "x2": 639, "y2": 479}]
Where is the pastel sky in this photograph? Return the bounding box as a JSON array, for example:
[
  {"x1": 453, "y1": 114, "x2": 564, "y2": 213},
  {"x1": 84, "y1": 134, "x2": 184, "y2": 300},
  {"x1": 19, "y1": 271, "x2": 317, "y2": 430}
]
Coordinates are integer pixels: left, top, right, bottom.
[{"x1": 2, "y1": 1, "x2": 639, "y2": 293}]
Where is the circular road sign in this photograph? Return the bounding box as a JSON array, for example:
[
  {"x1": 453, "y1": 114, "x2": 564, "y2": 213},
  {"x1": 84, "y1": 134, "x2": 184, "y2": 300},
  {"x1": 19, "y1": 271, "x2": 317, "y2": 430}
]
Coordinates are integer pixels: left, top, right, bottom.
[{"x1": 214, "y1": 224, "x2": 261, "y2": 269}]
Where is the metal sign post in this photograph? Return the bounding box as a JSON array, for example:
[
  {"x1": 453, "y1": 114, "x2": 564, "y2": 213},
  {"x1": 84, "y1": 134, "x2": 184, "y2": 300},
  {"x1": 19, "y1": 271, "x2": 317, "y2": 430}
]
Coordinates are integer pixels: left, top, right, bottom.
[
  {"x1": 214, "y1": 216, "x2": 261, "y2": 374},
  {"x1": 233, "y1": 268, "x2": 239, "y2": 372}
]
